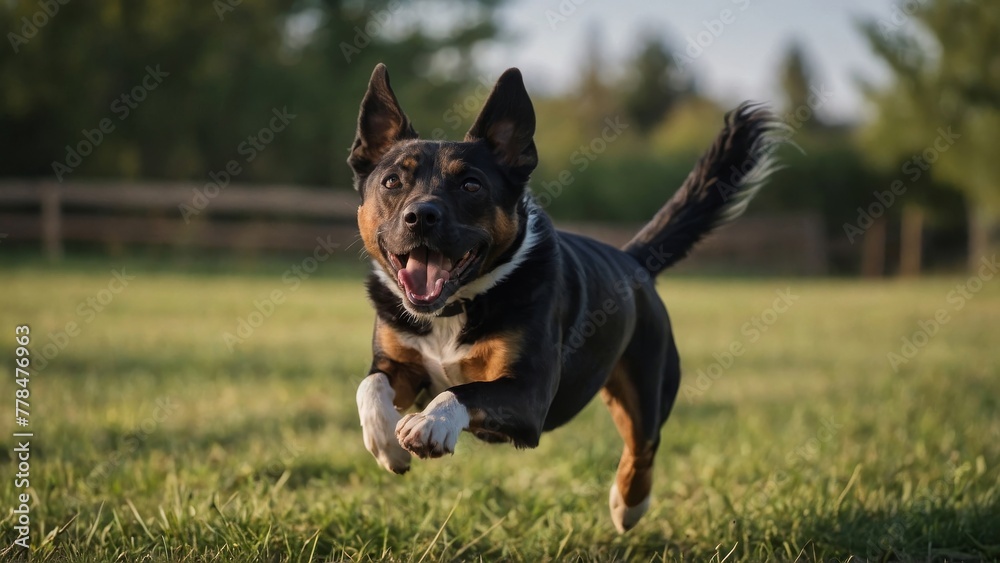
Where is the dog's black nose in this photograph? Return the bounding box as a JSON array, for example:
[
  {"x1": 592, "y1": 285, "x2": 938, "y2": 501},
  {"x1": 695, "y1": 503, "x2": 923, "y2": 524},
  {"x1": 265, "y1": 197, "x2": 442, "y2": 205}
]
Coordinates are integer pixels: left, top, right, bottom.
[{"x1": 403, "y1": 202, "x2": 442, "y2": 231}]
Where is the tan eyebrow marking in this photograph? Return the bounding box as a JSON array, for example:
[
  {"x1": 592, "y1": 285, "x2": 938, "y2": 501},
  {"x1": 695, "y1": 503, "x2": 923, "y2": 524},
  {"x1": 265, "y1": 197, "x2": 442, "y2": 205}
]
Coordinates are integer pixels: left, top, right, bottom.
[
  {"x1": 398, "y1": 154, "x2": 420, "y2": 172},
  {"x1": 442, "y1": 158, "x2": 466, "y2": 177}
]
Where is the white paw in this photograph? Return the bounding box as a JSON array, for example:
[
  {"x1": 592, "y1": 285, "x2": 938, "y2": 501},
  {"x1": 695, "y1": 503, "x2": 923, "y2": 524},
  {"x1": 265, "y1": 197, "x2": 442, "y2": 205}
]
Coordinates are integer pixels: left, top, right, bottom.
[
  {"x1": 396, "y1": 391, "x2": 469, "y2": 458},
  {"x1": 357, "y1": 373, "x2": 411, "y2": 474},
  {"x1": 609, "y1": 482, "x2": 650, "y2": 533}
]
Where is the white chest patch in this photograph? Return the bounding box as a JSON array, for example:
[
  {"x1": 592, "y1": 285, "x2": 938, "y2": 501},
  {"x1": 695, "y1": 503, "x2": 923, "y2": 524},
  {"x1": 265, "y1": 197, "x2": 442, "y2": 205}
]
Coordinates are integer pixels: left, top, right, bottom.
[
  {"x1": 397, "y1": 315, "x2": 471, "y2": 394},
  {"x1": 372, "y1": 196, "x2": 543, "y2": 394}
]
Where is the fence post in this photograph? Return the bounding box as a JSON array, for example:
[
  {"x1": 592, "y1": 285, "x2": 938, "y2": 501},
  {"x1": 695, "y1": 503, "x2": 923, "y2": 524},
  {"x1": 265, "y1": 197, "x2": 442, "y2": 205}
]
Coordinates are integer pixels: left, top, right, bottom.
[{"x1": 40, "y1": 181, "x2": 63, "y2": 262}]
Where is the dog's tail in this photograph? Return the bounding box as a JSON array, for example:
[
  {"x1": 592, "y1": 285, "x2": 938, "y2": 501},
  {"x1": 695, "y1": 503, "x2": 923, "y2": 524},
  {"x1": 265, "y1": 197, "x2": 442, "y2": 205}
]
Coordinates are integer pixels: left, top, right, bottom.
[{"x1": 622, "y1": 102, "x2": 782, "y2": 275}]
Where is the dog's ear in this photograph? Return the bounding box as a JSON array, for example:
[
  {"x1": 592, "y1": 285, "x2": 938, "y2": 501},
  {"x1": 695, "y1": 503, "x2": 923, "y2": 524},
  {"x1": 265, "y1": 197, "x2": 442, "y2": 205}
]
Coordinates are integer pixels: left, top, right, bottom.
[
  {"x1": 465, "y1": 68, "x2": 537, "y2": 182},
  {"x1": 348, "y1": 64, "x2": 418, "y2": 186}
]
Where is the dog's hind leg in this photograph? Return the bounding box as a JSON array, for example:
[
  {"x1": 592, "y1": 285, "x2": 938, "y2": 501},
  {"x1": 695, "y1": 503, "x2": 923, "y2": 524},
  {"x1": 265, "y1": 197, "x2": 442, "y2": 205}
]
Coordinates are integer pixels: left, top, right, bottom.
[
  {"x1": 601, "y1": 304, "x2": 681, "y2": 533},
  {"x1": 601, "y1": 357, "x2": 662, "y2": 533}
]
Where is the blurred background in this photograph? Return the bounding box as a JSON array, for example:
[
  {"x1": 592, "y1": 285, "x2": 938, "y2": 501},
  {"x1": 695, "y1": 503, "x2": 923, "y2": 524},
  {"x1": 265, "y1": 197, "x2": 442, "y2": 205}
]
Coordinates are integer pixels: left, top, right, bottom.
[
  {"x1": 2, "y1": 0, "x2": 998, "y2": 276},
  {"x1": 2, "y1": 3, "x2": 999, "y2": 560}
]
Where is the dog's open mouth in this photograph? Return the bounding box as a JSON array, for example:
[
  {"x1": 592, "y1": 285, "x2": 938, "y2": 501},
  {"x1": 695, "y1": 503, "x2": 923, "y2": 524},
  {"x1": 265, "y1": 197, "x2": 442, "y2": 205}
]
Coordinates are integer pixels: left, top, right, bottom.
[{"x1": 387, "y1": 245, "x2": 481, "y2": 306}]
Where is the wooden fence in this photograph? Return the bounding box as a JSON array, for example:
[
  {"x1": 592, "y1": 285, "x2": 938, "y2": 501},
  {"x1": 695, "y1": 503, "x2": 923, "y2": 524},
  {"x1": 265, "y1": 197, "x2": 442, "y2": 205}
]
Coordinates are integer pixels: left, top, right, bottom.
[
  {"x1": 0, "y1": 180, "x2": 827, "y2": 273},
  {"x1": 0, "y1": 180, "x2": 360, "y2": 260}
]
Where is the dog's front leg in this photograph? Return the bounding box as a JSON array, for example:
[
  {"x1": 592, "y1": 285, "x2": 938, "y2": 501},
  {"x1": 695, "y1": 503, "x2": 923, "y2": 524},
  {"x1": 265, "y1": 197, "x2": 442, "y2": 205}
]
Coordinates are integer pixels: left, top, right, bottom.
[
  {"x1": 397, "y1": 376, "x2": 553, "y2": 458},
  {"x1": 394, "y1": 390, "x2": 470, "y2": 458},
  {"x1": 357, "y1": 372, "x2": 413, "y2": 474}
]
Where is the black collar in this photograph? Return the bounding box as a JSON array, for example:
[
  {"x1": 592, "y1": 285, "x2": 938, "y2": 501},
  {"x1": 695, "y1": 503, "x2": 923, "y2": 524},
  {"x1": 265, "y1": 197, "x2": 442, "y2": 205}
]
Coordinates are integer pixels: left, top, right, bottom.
[{"x1": 435, "y1": 299, "x2": 468, "y2": 318}]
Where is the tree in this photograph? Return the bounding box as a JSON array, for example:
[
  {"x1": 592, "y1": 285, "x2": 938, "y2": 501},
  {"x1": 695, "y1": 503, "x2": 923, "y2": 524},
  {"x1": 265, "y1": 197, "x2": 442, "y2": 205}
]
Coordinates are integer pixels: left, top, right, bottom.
[
  {"x1": 575, "y1": 23, "x2": 615, "y2": 120},
  {"x1": 621, "y1": 36, "x2": 693, "y2": 136},
  {"x1": 0, "y1": 0, "x2": 508, "y2": 188},
  {"x1": 779, "y1": 41, "x2": 825, "y2": 129},
  {"x1": 858, "y1": 0, "x2": 1000, "y2": 272}
]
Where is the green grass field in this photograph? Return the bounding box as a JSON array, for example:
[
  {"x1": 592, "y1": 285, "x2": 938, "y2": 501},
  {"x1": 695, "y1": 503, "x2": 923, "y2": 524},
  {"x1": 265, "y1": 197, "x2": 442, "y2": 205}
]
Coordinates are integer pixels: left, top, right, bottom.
[{"x1": 0, "y1": 257, "x2": 998, "y2": 562}]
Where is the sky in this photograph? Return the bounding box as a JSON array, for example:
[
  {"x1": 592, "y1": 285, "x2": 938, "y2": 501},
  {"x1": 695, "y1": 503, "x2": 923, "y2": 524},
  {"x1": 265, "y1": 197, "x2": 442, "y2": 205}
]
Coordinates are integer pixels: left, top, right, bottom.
[{"x1": 474, "y1": 0, "x2": 907, "y2": 123}]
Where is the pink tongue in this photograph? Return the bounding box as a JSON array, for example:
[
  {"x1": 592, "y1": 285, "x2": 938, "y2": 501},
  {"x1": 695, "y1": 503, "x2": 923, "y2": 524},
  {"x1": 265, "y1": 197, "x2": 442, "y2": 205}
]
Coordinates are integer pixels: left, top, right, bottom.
[{"x1": 397, "y1": 246, "x2": 451, "y2": 302}]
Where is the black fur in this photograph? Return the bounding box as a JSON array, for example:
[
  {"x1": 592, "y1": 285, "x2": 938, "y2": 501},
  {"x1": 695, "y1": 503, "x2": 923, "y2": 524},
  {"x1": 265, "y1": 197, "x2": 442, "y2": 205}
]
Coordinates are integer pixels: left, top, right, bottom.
[
  {"x1": 351, "y1": 64, "x2": 779, "y2": 530},
  {"x1": 623, "y1": 102, "x2": 779, "y2": 274}
]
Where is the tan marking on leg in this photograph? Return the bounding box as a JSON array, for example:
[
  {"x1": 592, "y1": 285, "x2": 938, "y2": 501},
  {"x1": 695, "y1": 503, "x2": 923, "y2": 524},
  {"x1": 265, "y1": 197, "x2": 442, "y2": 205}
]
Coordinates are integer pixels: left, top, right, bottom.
[
  {"x1": 602, "y1": 362, "x2": 657, "y2": 531},
  {"x1": 374, "y1": 324, "x2": 429, "y2": 410},
  {"x1": 458, "y1": 331, "x2": 521, "y2": 383},
  {"x1": 459, "y1": 331, "x2": 522, "y2": 437}
]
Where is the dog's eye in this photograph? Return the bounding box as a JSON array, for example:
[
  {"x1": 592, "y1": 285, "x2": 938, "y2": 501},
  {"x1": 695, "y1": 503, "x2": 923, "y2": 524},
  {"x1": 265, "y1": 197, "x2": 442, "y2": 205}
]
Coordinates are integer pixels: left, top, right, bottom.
[
  {"x1": 382, "y1": 174, "x2": 401, "y2": 189},
  {"x1": 462, "y1": 179, "x2": 482, "y2": 193}
]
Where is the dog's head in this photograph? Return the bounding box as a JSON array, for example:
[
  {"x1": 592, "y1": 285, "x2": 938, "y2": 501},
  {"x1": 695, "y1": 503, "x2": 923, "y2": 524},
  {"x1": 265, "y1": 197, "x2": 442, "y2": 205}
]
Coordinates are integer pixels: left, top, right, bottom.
[{"x1": 350, "y1": 64, "x2": 537, "y2": 315}]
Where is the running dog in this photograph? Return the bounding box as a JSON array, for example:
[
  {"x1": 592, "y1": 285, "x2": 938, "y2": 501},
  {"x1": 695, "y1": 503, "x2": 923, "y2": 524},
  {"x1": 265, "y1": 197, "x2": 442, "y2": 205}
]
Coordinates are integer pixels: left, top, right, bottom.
[{"x1": 350, "y1": 63, "x2": 778, "y2": 532}]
